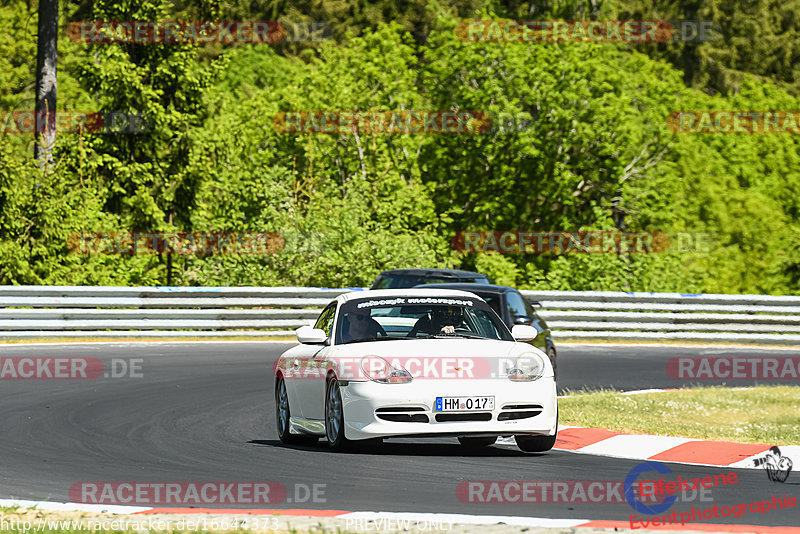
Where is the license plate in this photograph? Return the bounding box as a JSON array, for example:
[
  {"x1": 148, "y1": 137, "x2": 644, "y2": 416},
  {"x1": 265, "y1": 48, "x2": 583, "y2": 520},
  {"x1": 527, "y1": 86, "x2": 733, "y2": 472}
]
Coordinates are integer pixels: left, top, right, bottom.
[{"x1": 435, "y1": 396, "x2": 494, "y2": 412}]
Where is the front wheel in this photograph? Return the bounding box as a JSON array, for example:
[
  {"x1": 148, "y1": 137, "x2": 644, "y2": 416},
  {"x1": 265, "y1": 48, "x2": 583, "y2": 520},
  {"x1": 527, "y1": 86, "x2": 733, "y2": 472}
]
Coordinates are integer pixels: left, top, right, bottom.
[
  {"x1": 325, "y1": 378, "x2": 350, "y2": 451},
  {"x1": 516, "y1": 408, "x2": 558, "y2": 452},
  {"x1": 515, "y1": 433, "x2": 557, "y2": 452}
]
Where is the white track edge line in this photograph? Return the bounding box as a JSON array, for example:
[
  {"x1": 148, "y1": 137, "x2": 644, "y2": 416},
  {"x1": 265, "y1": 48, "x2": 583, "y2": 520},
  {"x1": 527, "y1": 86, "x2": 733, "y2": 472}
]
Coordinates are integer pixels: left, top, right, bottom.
[{"x1": 553, "y1": 446, "x2": 766, "y2": 469}]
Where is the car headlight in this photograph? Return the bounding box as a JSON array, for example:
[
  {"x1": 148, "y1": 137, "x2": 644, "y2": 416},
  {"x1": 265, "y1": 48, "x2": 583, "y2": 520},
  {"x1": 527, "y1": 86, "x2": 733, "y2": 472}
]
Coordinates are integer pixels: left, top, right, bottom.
[
  {"x1": 360, "y1": 355, "x2": 413, "y2": 384},
  {"x1": 507, "y1": 352, "x2": 546, "y2": 381}
]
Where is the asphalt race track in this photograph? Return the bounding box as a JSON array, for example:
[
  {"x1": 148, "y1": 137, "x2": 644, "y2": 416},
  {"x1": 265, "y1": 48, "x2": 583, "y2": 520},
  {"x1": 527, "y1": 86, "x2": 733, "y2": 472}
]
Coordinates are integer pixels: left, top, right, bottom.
[{"x1": 1, "y1": 341, "x2": 798, "y2": 527}]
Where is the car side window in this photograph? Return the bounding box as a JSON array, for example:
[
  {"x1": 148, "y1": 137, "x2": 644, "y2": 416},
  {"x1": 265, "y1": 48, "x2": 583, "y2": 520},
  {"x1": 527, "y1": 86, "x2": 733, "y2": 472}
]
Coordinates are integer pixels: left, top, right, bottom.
[
  {"x1": 505, "y1": 291, "x2": 530, "y2": 321},
  {"x1": 483, "y1": 296, "x2": 504, "y2": 320},
  {"x1": 371, "y1": 276, "x2": 390, "y2": 289},
  {"x1": 522, "y1": 295, "x2": 538, "y2": 319},
  {"x1": 314, "y1": 304, "x2": 336, "y2": 337},
  {"x1": 471, "y1": 310, "x2": 504, "y2": 339}
]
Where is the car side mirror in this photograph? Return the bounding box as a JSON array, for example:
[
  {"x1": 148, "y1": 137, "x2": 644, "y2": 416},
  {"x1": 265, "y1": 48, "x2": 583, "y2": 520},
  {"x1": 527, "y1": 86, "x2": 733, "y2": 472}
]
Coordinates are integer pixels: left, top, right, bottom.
[
  {"x1": 296, "y1": 325, "x2": 328, "y2": 344},
  {"x1": 511, "y1": 324, "x2": 538, "y2": 341},
  {"x1": 514, "y1": 315, "x2": 533, "y2": 325}
]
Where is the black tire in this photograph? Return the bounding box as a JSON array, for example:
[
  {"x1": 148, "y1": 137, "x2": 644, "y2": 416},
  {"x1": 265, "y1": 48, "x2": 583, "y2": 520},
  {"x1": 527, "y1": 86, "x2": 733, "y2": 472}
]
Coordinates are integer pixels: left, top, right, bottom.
[
  {"x1": 516, "y1": 408, "x2": 558, "y2": 452},
  {"x1": 458, "y1": 436, "x2": 497, "y2": 448},
  {"x1": 325, "y1": 378, "x2": 350, "y2": 451},
  {"x1": 547, "y1": 346, "x2": 557, "y2": 380},
  {"x1": 515, "y1": 433, "x2": 557, "y2": 452},
  {"x1": 275, "y1": 377, "x2": 318, "y2": 445}
]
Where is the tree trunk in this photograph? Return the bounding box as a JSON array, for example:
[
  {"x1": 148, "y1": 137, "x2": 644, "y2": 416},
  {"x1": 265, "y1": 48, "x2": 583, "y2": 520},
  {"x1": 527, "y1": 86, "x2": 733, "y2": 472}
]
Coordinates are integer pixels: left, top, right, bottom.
[{"x1": 34, "y1": 0, "x2": 58, "y2": 168}]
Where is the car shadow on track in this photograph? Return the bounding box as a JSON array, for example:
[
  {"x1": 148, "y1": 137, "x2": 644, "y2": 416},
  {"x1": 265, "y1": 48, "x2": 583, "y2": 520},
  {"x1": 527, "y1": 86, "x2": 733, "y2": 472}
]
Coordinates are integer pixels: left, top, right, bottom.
[{"x1": 248, "y1": 439, "x2": 545, "y2": 457}]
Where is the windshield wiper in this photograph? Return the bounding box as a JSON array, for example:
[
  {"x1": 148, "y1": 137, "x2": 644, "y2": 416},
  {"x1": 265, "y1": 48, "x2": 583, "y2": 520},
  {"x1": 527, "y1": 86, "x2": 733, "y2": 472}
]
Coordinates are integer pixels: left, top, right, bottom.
[{"x1": 419, "y1": 332, "x2": 487, "y2": 340}]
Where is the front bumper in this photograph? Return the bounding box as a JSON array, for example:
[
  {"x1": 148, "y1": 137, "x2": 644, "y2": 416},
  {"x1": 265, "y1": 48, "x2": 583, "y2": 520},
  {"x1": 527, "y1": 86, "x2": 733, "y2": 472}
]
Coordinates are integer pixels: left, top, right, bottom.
[{"x1": 340, "y1": 378, "x2": 557, "y2": 441}]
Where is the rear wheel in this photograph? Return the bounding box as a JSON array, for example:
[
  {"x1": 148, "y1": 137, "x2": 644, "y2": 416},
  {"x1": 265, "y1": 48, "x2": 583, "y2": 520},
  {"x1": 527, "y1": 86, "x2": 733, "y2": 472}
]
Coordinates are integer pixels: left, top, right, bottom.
[
  {"x1": 458, "y1": 436, "x2": 497, "y2": 449},
  {"x1": 275, "y1": 377, "x2": 318, "y2": 445},
  {"x1": 325, "y1": 378, "x2": 350, "y2": 451}
]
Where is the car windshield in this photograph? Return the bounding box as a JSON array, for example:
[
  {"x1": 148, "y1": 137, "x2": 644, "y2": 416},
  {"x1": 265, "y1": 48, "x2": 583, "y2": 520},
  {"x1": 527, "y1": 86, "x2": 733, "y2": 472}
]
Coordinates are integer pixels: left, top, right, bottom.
[
  {"x1": 335, "y1": 296, "x2": 513, "y2": 344},
  {"x1": 371, "y1": 274, "x2": 490, "y2": 289}
]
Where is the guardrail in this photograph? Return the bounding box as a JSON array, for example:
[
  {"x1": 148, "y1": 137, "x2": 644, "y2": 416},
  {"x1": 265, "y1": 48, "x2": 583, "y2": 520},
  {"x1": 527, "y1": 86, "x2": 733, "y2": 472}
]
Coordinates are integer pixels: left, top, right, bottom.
[
  {"x1": 521, "y1": 290, "x2": 800, "y2": 345},
  {"x1": 0, "y1": 286, "x2": 352, "y2": 339},
  {"x1": 1, "y1": 286, "x2": 799, "y2": 344}
]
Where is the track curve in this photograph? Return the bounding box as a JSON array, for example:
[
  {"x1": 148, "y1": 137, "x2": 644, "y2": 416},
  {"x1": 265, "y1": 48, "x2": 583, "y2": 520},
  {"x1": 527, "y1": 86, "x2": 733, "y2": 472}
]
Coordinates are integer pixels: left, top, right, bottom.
[{"x1": 0, "y1": 341, "x2": 798, "y2": 526}]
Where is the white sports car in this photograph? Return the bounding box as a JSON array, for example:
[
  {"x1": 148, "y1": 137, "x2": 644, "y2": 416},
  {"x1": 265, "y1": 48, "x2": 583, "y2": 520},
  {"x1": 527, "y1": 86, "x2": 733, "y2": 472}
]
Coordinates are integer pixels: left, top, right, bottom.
[{"x1": 274, "y1": 288, "x2": 557, "y2": 452}]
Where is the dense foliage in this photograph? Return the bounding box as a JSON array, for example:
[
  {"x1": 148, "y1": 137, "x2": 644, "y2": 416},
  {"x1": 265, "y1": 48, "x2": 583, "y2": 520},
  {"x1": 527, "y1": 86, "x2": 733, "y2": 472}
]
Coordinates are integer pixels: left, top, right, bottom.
[{"x1": 1, "y1": 0, "x2": 798, "y2": 292}]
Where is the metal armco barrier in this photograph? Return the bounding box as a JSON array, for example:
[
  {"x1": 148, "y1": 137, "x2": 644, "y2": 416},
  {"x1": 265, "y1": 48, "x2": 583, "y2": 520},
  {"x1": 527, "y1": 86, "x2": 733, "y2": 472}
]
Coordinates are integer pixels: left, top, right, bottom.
[
  {"x1": 0, "y1": 286, "x2": 352, "y2": 339},
  {"x1": 521, "y1": 290, "x2": 800, "y2": 345},
  {"x1": 1, "y1": 286, "x2": 800, "y2": 344}
]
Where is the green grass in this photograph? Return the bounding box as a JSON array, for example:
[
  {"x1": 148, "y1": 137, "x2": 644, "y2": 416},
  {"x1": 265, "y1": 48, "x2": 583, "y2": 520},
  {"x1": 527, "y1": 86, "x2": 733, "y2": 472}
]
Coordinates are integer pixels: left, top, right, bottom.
[{"x1": 560, "y1": 385, "x2": 800, "y2": 444}]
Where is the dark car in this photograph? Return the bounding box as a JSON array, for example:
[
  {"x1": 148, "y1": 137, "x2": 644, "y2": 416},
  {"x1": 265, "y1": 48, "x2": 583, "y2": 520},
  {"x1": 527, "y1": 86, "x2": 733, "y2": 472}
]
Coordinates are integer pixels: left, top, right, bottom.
[
  {"x1": 417, "y1": 283, "x2": 557, "y2": 378},
  {"x1": 370, "y1": 268, "x2": 491, "y2": 289}
]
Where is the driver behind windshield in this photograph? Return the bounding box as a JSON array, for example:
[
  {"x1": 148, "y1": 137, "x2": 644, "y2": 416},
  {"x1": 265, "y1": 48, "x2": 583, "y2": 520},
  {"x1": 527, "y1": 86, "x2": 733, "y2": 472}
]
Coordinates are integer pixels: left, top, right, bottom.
[
  {"x1": 408, "y1": 305, "x2": 464, "y2": 336},
  {"x1": 341, "y1": 311, "x2": 387, "y2": 343}
]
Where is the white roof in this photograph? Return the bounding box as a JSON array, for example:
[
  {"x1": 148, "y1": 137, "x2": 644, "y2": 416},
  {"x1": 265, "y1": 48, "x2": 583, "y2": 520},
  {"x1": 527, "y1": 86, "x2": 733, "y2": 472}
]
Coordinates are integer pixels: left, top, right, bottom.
[{"x1": 335, "y1": 288, "x2": 487, "y2": 304}]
